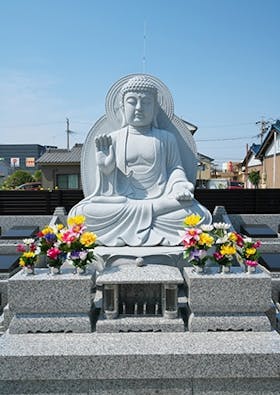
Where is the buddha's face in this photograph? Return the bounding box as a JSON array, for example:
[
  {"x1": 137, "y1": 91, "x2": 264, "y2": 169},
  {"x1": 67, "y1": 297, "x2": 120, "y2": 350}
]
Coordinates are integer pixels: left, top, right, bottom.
[{"x1": 123, "y1": 91, "x2": 155, "y2": 127}]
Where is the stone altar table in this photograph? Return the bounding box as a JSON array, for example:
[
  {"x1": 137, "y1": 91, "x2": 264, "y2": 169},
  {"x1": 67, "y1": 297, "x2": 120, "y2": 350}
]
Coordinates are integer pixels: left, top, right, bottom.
[{"x1": 96, "y1": 263, "x2": 185, "y2": 332}]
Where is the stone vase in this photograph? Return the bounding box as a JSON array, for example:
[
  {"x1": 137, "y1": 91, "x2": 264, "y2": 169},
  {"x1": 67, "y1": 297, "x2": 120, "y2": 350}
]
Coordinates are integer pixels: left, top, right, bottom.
[
  {"x1": 76, "y1": 266, "x2": 87, "y2": 275},
  {"x1": 50, "y1": 266, "x2": 61, "y2": 275},
  {"x1": 221, "y1": 265, "x2": 231, "y2": 274},
  {"x1": 25, "y1": 266, "x2": 35, "y2": 275},
  {"x1": 247, "y1": 265, "x2": 257, "y2": 274},
  {"x1": 192, "y1": 265, "x2": 205, "y2": 274}
]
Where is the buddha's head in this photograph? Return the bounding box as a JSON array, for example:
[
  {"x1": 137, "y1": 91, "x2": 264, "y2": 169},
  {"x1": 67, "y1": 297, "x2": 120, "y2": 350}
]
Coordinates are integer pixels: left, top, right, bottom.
[{"x1": 120, "y1": 76, "x2": 159, "y2": 128}]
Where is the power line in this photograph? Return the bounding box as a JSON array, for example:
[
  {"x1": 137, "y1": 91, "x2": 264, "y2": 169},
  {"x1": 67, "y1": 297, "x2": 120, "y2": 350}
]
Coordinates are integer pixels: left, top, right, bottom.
[{"x1": 196, "y1": 135, "x2": 257, "y2": 142}]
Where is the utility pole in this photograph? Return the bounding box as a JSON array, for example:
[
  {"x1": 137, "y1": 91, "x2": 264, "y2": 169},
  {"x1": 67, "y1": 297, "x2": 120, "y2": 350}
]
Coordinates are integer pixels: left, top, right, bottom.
[
  {"x1": 66, "y1": 118, "x2": 70, "y2": 151},
  {"x1": 256, "y1": 118, "x2": 269, "y2": 143}
]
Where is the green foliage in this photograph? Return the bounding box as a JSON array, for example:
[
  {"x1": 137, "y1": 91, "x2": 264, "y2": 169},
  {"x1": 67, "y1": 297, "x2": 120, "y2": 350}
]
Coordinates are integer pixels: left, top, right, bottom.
[
  {"x1": 248, "y1": 170, "x2": 261, "y2": 188},
  {"x1": 2, "y1": 170, "x2": 34, "y2": 189},
  {"x1": 33, "y1": 170, "x2": 42, "y2": 182}
]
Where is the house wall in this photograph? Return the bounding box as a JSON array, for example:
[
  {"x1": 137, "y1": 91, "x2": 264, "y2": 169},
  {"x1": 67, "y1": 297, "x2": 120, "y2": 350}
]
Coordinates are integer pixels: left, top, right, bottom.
[
  {"x1": 262, "y1": 154, "x2": 280, "y2": 188},
  {"x1": 40, "y1": 164, "x2": 81, "y2": 189},
  {"x1": 196, "y1": 162, "x2": 211, "y2": 180}
]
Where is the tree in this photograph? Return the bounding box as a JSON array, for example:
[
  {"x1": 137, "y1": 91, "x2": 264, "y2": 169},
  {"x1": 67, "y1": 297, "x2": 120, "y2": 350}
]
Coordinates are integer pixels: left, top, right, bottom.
[
  {"x1": 2, "y1": 170, "x2": 34, "y2": 189},
  {"x1": 33, "y1": 170, "x2": 42, "y2": 182},
  {"x1": 248, "y1": 170, "x2": 261, "y2": 189}
]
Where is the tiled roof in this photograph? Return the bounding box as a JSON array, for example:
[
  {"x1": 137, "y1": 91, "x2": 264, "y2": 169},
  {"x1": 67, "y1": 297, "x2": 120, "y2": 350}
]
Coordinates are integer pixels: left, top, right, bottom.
[{"x1": 37, "y1": 144, "x2": 82, "y2": 164}]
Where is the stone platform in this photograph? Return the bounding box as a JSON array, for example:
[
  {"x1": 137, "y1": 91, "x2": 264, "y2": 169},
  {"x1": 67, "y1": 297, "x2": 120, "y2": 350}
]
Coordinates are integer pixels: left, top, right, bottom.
[{"x1": 0, "y1": 331, "x2": 280, "y2": 394}]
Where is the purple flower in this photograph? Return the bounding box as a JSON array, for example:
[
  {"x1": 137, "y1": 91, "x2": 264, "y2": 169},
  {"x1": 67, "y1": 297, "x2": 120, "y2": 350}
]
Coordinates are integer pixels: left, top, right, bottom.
[{"x1": 190, "y1": 249, "x2": 207, "y2": 261}]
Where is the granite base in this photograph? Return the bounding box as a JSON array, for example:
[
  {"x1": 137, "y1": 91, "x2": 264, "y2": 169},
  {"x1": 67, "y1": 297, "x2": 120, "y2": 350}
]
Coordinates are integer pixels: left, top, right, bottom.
[
  {"x1": 0, "y1": 331, "x2": 280, "y2": 394},
  {"x1": 96, "y1": 315, "x2": 185, "y2": 333},
  {"x1": 188, "y1": 312, "x2": 271, "y2": 332},
  {"x1": 9, "y1": 312, "x2": 92, "y2": 334}
]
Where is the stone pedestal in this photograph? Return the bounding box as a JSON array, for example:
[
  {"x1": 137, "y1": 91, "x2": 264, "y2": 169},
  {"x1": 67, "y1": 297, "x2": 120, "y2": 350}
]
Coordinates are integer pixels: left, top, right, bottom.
[
  {"x1": 184, "y1": 266, "x2": 272, "y2": 332},
  {"x1": 96, "y1": 264, "x2": 185, "y2": 332},
  {"x1": 8, "y1": 268, "x2": 96, "y2": 333}
]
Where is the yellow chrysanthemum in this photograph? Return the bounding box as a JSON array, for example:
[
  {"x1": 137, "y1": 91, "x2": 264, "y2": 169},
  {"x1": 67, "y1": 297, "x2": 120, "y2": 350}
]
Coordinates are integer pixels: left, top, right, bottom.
[
  {"x1": 57, "y1": 224, "x2": 64, "y2": 230},
  {"x1": 42, "y1": 226, "x2": 54, "y2": 235},
  {"x1": 68, "y1": 215, "x2": 86, "y2": 227},
  {"x1": 245, "y1": 247, "x2": 256, "y2": 257},
  {"x1": 80, "y1": 232, "x2": 97, "y2": 247},
  {"x1": 183, "y1": 214, "x2": 201, "y2": 227},
  {"x1": 198, "y1": 232, "x2": 214, "y2": 247},
  {"x1": 220, "y1": 245, "x2": 236, "y2": 256},
  {"x1": 228, "y1": 232, "x2": 237, "y2": 242},
  {"x1": 19, "y1": 258, "x2": 26, "y2": 267},
  {"x1": 23, "y1": 251, "x2": 36, "y2": 258}
]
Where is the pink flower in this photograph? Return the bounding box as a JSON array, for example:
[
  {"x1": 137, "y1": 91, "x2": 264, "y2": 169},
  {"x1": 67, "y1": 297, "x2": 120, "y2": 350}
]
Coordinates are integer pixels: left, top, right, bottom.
[
  {"x1": 71, "y1": 224, "x2": 86, "y2": 235},
  {"x1": 182, "y1": 228, "x2": 202, "y2": 247},
  {"x1": 213, "y1": 252, "x2": 223, "y2": 261},
  {"x1": 47, "y1": 247, "x2": 61, "y2": 260},
  {"x1": 16, "y1": 244, "x2": 26, "y2": 253},
  {"x1": 235, "y1": 233, "x2": 244, "y2": 247},
  {"x1": 253, "y1": 241, "x2": 261, "y2": 248},
  {"x1": 245, "y1": 260, "x2": 258, "y2": 267},
  {"x1": 61, "y1": 230, "x2": 77, "y2": 245}
]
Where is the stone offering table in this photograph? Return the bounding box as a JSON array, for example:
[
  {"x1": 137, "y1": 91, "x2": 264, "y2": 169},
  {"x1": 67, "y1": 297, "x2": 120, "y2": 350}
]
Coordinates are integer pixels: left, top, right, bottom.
[
  {"x1": 184, "y1": 266, "x2": 272, "y2": 332},
  {"x1": 96, "y1": 263, "x2": 185, "y2": 332},
  {"x1": 8, "y1": 268, "x2": 96, "y2": 334}
]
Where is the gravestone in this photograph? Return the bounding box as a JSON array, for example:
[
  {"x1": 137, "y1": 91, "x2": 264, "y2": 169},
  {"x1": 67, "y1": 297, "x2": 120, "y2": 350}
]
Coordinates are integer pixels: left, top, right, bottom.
[
  {"x1": 0, "y1": 225, "x2": 39, "y2": 240},
  {"x1": 259, "y1": 253, "x2": 280, "y2": 272},
  {"x1": 240, "y1": 224, "x2": 278, "y2": 238},
  {"x1": 0, "y1": 254, "x2": 20, "y2": 273}
]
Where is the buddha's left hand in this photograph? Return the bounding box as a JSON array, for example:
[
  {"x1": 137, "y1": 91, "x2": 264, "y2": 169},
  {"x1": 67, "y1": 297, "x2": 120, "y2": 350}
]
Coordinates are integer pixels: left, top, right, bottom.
[
  {"x1": 174, "y1": 189, "x2": 194, "y2": 201},
  {"x1": 171, "y1": 182, "x2": 194, "y2": 201}
]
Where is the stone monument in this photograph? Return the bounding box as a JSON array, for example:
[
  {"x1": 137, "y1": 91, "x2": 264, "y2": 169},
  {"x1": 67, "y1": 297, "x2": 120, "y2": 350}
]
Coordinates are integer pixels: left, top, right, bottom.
[
  {"x1": 1, "y1": 75, "x2": 280, "y2": 394},
  {"x1": 69, "y1": 74, "x2": 211, "y2": 246}
]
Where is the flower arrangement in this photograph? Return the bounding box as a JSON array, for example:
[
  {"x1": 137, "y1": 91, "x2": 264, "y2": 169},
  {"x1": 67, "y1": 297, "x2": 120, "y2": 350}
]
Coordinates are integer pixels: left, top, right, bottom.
[
  {"x1": 17, "y1": 238, "x2": 40, "y2": 273},
  {"x1": 17, "y1": 215, "x2": 98, "y2": 274},
  {"x1": 61, "y1": 215, "x2": 97, "y2": 272},
  {"x1": 241, "y1": 238, "x2": 261, "y2": 270},
  {"x1": 182, "y1": 214, "x2": 261, "y2": 273},
  {"x1": 182, "y1": 214, "x2": 215, "y2": 269}
]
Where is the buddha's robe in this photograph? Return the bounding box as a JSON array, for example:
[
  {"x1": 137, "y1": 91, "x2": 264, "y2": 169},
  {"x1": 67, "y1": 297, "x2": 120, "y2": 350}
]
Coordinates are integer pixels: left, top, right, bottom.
[{"x1": 69, "y1": 127, "x2": 211, "y2": 246}]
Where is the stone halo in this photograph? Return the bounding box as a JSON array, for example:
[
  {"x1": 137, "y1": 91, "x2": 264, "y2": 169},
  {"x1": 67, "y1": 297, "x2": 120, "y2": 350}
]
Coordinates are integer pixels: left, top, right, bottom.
[{"x1": 105, "y1": 73, "x2": 174, "y2": 126}]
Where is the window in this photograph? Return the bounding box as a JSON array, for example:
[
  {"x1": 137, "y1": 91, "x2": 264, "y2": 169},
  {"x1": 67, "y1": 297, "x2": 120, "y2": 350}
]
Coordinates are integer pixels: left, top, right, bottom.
[{"x1": 57, "y1": 174, "x2": 79, "y2": 189}]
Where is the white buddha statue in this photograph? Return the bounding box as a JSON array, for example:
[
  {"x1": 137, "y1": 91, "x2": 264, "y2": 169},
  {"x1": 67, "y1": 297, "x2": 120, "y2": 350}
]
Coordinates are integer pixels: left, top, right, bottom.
[{"x1": 69, "y1": 75, "x2": 211, "y2": 246}]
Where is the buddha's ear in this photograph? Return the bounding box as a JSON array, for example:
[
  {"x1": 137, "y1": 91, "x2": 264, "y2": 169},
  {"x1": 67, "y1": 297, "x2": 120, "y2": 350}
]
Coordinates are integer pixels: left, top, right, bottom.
[
  {"x1": 119, "y1": 101, "x2": 127, "y2": 127},
  {"x1": 153, "y1": 101, "x2": 159, "y2": 128}
]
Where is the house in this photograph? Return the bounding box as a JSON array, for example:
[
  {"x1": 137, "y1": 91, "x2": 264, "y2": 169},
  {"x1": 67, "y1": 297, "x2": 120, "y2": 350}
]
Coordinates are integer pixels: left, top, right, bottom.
[
  {"x1": 0, "y1": 144, "x2": 48, "y2": 174},
  {"x1": 0, "y1": 160, "x2": 11, "y2": 186},
  {"x1": 255, "y1": 120, "x2": 280, "y2": 188},
  {"x1": 241, "y1": 143, "x2": 262, "y2": 188},
  {"x1": 37, "y1": 144, "x2": 82, "y2": 189},
  {"x1": 196, "y1": 153, "x2": 214, "y2": 188}
]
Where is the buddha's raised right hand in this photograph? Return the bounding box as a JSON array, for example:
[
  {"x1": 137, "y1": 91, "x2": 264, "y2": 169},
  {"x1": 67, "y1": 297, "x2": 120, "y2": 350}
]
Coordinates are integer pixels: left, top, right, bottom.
[{"x1": 95, "y1": 135, "x2": 115, "y2": 175}]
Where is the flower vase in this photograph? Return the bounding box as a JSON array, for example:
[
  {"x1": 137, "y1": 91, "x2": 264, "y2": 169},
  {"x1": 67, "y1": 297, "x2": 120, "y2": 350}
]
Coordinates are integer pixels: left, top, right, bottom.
[
  {"x1": 221, "y1": 265, "x2": 231, "y2": 274},
  {"x1": 76, "y1": 266, "x2": 86, "y2": 275},
  {"x1": 25, "y1": 266, "x2": 35, "y2": 275},
  {"x1": 50, "y1": 266, "x2": 61, "y2": 275},
  {"x1": 193, "y1": 265, "x2": 204, "y2": 274},
  {"x1": 247, "y1": 265, "x2": 257, "y2": 274}
]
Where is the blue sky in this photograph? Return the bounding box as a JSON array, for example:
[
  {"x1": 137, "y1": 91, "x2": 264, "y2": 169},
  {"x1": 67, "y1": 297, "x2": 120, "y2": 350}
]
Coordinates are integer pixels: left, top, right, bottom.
[{"x1": 0, "y1": 0, "x2": 279, "y2": 165}]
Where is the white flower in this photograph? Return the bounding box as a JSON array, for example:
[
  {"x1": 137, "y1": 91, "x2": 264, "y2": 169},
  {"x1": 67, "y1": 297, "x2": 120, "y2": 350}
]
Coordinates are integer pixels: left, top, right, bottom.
[
  {"x1": 243, "y1": 237, "x2": 252, "y2": 243},
  {"x1": 79, "y1": 251, "x2": 88, "y2": 261},
  {"x1": 200, "y1": 224, "x2": 214, "y2": 232},
  {"x1": 35, "y1": 246, "x2": 41, "y2": 255},
  {"x1": 213, "y1": 222, "x2": 231, "y2": 230},
  {"x1": 23, "y1": 238, "x2": 35, "y2": 245},
  {"x1": 215, "y1": 235, "x2": 229, "y2": 244}
]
